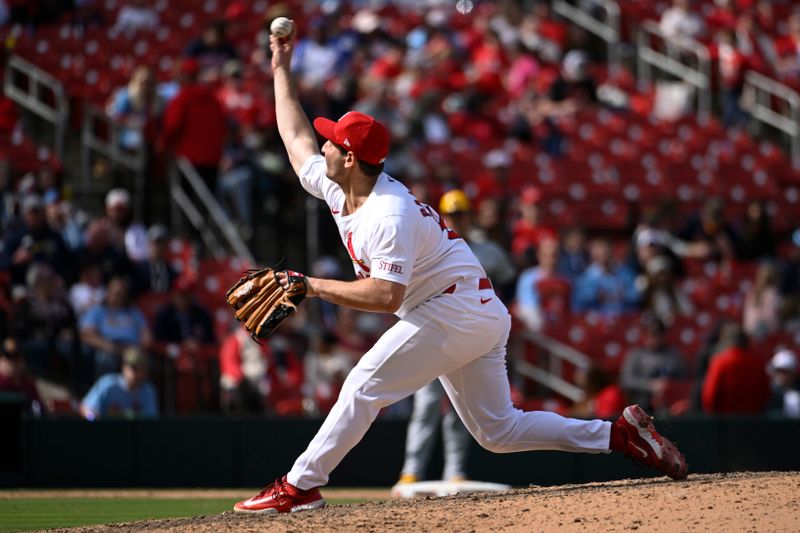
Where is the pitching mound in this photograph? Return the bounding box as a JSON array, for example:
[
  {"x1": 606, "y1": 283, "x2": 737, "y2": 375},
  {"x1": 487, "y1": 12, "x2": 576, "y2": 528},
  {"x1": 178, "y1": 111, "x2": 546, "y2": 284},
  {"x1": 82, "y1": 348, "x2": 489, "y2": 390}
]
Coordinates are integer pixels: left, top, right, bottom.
[{"x1": 49, "y1": 472, "x2": 798, "y2": 532}]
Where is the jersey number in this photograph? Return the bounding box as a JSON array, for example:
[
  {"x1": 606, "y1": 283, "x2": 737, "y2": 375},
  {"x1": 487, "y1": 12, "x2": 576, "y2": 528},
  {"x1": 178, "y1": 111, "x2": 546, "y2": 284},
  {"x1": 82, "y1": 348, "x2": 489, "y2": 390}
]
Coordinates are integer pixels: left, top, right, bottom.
[{"x1": 416, "y1": 200, "x2": 461, "y2": 240}]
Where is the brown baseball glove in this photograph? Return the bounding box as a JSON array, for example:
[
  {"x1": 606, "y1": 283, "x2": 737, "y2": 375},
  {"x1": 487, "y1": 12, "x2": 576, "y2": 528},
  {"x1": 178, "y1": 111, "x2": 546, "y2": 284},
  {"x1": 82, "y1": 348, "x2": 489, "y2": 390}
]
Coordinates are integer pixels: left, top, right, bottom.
[{"x1": 225, "y1": 267, "x2": 307, "y2": 340}]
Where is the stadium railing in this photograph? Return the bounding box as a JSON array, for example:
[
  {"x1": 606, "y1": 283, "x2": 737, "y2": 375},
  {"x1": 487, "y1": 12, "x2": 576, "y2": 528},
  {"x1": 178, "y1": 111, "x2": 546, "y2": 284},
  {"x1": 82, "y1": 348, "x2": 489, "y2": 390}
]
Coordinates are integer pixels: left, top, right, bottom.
[
  {"x1": 553, "y1": 0, "x2": 622, "y2": 65},
  {"x1": 511, "y1": 328, "x2": 591, "y2": 402},
  {"x1": 169, "y1": 156, "x2": 255, "y2": 264},
  {"x1": 80, "y1": 103, "x2": 147, "y2": 216},
  {"x1": 636, "y1": 20, "x2": 712, "y2": 119},
  {"x1": 743, "y1": 71, "x2": 800, "y2": 167},
  {"x1": 3, "y1": 54, "x2": 69, "y2": 158}
]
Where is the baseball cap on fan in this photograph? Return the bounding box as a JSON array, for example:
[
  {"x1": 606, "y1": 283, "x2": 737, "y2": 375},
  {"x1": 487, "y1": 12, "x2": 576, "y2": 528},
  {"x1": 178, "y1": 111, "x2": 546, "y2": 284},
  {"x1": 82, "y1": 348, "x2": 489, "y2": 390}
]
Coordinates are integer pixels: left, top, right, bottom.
[
  {"x1": 313, "y1": 111, "x2": 390, "y2": 165},
  {"x1": 105, "y1": 188, "x2": 131, "y2": 209},
  {"x1": 439, "y1": 189, "x2": 471, "y2": 214},
  {"x1": 769, "y1": 349, "x2": 797, "y2": 374}
]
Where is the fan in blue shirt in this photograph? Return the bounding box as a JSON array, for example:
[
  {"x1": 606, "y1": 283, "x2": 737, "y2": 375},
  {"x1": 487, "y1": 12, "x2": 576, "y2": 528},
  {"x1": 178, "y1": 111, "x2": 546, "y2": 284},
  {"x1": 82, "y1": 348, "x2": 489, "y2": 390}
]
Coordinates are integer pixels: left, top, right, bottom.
[{"x1": 81, "y1": 347, "x2": 157, "y2": 420}]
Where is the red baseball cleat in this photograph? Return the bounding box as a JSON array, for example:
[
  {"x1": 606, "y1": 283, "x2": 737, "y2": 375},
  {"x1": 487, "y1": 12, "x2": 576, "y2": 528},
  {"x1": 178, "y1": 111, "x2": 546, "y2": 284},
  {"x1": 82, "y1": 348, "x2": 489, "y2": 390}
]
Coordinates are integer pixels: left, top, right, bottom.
[
  {"x1": 614, "y1": 405, "x2": 688, "y2": 480},
  {"x1": 234, "y1": 476, "x2": 326, "y2": 514}
]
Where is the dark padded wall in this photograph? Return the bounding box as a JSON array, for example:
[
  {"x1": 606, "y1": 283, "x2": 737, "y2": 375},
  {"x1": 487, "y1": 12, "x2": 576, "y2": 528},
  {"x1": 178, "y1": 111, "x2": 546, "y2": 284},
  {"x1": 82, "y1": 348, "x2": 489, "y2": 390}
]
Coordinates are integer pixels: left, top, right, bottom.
[{"x1": 3, "y1": 415, "x2": 799, "y2": 487}]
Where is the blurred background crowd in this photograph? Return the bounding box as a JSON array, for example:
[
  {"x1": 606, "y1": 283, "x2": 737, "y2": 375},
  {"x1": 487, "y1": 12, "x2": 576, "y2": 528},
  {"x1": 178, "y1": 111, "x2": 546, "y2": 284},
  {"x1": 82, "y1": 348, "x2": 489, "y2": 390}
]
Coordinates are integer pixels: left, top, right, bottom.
[{"x1": 0, "y1": 0, "x2": 799, "y2": 422}]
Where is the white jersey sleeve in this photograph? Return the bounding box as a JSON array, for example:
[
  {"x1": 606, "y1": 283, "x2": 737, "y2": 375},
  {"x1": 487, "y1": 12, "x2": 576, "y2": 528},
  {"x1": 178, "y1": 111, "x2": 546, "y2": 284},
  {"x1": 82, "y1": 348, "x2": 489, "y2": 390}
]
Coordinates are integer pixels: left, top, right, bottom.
[
  {"x1": 367, "y1": 215, "x2": 416, "y2": 287},
  {"x1": 298, "y1": 155, "x2": 342, "y2": 207}
]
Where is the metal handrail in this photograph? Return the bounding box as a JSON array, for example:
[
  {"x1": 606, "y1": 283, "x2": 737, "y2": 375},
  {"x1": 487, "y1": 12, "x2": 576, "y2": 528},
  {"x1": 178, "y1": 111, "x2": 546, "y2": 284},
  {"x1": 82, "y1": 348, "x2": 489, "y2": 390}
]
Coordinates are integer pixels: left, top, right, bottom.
[
  {"x1": 80, "y1": 103, "x2": 147, "y2": 219},
  {"x1": 81, "y1": 104, "x2": 146, "y2": 172},
  {"x1": 553, "y1": 0, "x2": 621, "y2": 65},
  {"x1": 169, "y1": 173, "x2": 225, "y2": 257},
  {"x1": 636, "y1": 20, "x2": 712, "y2": 117},
  {"x1": 511, "y1": 328, "x2": 591, "y2": 402},
  {"x1": 743, "y1": 70, "x2": 800, "y2": 165},
  {"x1": 3, "y1": 54, "x2": 69, "y2": 157},
  {"x1": 174, "y1": 157, "x2": 255, "y2": 265}
]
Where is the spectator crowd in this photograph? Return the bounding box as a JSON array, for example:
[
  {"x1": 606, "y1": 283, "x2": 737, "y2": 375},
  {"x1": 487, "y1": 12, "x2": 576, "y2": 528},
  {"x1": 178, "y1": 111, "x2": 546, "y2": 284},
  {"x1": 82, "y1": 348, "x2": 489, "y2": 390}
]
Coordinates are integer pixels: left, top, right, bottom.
[{"x1": 1, "y1": 0, "x2": 799, "y2": 422}]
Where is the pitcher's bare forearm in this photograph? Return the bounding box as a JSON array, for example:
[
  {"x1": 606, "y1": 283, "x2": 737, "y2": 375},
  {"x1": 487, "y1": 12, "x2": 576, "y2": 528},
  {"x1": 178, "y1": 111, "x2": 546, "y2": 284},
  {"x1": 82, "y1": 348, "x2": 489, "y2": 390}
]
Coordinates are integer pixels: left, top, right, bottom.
[
  {"x1": 273, "y1": 66, "x2": 318, "y2": 173},
  {"x1": 271, "y1": 34, "x2": 319, "y2": 175},
  {"x1": 277, "y1": 271, "x2": 406, "y2": 314},
  {"x1": 309, "y1": 277, "x2": 406, "y2": 314}
]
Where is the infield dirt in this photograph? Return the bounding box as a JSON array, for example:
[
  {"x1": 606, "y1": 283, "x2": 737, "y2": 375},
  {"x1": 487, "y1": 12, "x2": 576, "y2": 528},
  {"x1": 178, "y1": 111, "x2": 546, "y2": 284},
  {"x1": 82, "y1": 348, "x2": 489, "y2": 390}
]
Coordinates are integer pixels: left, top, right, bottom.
[{"x1": 43, "y1": 471, "x2": 799, "y2": 532}]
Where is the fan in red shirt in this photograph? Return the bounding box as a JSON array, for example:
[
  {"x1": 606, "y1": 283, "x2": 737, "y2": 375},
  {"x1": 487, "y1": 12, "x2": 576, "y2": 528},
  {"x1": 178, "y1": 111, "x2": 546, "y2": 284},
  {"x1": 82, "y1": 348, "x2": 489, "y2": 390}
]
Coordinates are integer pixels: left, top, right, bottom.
[
  {"x1": 732, "y1": 12, "x2": 770, "y2": 74},
  {"x1": 706, "y1": 0, "x2": 737, "y2": 34},
  {"x1": 754, "y1": 0, "x2": 777, "y2": 36},
  {"x1": 709, "y1": 28, "x2": 751, "y2": 127},
  {"x1": 367, "y1": 41, "x2": 405, "y2": 82},
  {"x1": 701, "y1": 322, "x2": 770, "y2": 414},
  {"x1": 219, "y1": 328, "x2": 303, "y2": 414},
  {"x1": 216, "y1": 60, "x2": 256, "y2": 130},
  {"x1": 511, "y1": 186, "x2": 557, "y2": 266},
  {"x1": 158, "y1": 59, "x2": 228, "y2": 189},
  {"x1": 469, "y1": 27, "x2": 508, "y2": 95},
  {"x1": 712, "y1": 30, "x2": 748, "y2": 87}
]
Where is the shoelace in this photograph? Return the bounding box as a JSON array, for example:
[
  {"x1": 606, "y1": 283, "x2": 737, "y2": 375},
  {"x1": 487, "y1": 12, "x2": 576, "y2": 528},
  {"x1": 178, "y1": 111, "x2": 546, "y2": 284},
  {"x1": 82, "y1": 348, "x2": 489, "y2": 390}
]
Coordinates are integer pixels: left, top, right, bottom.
[{"x1": 255, "y1": 478, "x2": 285, "y2": 499}]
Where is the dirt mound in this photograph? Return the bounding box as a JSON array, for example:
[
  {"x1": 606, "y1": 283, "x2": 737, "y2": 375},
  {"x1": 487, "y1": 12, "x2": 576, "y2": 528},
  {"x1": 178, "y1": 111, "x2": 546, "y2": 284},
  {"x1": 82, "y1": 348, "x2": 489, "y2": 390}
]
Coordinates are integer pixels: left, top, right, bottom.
[{"x1": 47, "y1": 472, "x2": 799, "y2": 533}]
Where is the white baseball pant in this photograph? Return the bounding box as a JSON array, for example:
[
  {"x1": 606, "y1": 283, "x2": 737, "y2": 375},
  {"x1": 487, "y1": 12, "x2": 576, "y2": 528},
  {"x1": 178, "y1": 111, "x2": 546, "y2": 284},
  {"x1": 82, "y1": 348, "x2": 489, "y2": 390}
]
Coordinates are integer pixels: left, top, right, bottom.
[{"x1": 287, "y1": 280, "x2": 611, "y2": 490}]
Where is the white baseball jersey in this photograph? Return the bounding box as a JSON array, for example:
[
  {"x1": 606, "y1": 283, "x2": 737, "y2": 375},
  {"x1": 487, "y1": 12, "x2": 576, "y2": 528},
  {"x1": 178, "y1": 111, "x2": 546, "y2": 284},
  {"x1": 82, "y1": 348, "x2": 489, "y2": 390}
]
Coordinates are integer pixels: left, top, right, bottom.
[{"x1": 298, "y1": 155, "x2": 486, "y2": 317}]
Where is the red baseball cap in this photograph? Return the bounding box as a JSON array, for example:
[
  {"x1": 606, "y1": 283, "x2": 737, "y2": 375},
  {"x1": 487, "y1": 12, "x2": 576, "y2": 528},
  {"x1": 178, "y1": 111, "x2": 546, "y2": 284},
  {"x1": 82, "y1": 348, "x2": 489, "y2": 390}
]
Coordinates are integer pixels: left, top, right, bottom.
[{"x1": 313, "y1": 111, "x2": 390, "y2": 165}]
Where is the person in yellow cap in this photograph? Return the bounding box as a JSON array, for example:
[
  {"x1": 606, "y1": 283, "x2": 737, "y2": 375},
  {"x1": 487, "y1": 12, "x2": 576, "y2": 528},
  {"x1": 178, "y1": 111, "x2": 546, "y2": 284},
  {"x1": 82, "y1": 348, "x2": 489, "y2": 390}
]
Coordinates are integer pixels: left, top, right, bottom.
[
  {"x1": 439, "y1": 189, "x2": 471, "y2": 216},
  {"x1": 438, "y1": 190, "x2": 516, "y2": 295},
  {"x1": 396, "y1": 189, "x2": 516, "y2": 486}
]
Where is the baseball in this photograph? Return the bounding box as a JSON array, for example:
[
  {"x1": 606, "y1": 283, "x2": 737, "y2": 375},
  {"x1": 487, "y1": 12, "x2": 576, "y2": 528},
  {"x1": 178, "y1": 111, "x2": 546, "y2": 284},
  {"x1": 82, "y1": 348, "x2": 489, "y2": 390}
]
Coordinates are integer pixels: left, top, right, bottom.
[{"x1": 270, "y1": 17, "x2": 295, "y2": 38}]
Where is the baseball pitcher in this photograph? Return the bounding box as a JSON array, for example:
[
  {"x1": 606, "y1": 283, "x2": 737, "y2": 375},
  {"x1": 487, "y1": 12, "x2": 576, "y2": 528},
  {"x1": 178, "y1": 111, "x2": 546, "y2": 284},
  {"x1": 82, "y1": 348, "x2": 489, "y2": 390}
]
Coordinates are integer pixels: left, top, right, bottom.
[{"x1": 233, "y1": 24, "x2": 687, "y2": 515}]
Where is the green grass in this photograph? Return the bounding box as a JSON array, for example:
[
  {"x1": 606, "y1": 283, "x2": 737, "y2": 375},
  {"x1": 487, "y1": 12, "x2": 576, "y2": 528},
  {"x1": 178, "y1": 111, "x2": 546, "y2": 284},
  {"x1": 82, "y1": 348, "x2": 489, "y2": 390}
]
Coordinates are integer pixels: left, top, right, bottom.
[
  {"x1": 0, "y1": 496, "x2": 368, "y2": 532},
  {"x1": 0, "y1": 498, "x2": 232, "y2": 532}
]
